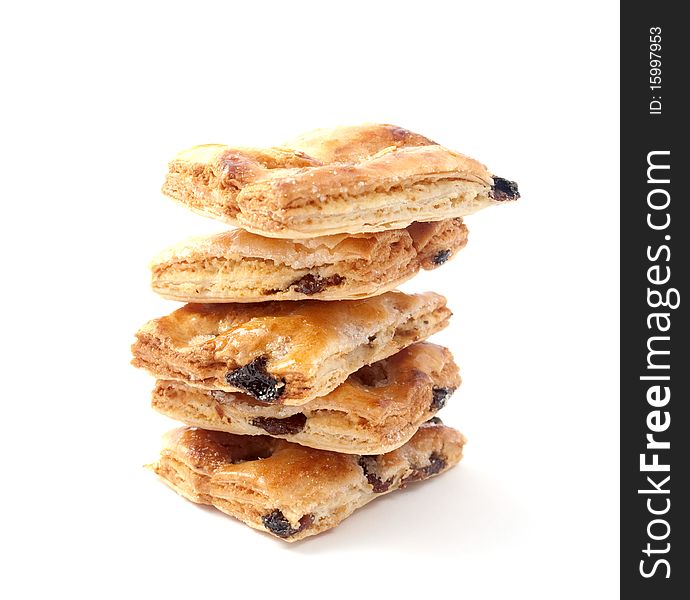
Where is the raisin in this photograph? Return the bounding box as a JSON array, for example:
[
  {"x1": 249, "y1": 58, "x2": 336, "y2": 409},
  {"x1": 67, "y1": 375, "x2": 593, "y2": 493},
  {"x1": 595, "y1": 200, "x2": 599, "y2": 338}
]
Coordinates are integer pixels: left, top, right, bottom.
[
  {"x1": 358, "y1": 456, "x2": 393, "y2": 493},
  {"x1": 251, "y1": 413, "x2": 307, "y2": 435},
  {"x1": 489, "y1": 176, "x2": 520, "y2": 201},
  {"x1": 403, "y1": 452, "x2": 447, "y2": 486},
  {"x1": 425, "y1": 416, "x2": 444, "y2": 425},
  {"x1": 298, "y1": 514, "x2": 314, "y2": 531},
  {"x1": 432, "y1": 249, "x2": 452, "y2": 265},
  {"x1": 424, "y1": 452, "x2": 446, "y2": 476},
  {"x1": 261, "y1": 510, "x2": 313, "y2": 538},
  {"x1": 292, "y1": 273, "x2": 345, "y2": 295},
  {"x1": 225, "y1": 357, "x2": 285, "y2": 403},
  {"x1": 431, "y1": 386, "x2": 454, "y2": 411}
]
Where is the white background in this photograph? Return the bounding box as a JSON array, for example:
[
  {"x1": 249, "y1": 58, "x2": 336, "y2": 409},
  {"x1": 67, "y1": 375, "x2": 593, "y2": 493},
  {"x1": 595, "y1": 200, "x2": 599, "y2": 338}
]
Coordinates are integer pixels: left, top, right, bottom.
[{"x1": 1, "y1": 1, "x2": 619, "y2": 598}]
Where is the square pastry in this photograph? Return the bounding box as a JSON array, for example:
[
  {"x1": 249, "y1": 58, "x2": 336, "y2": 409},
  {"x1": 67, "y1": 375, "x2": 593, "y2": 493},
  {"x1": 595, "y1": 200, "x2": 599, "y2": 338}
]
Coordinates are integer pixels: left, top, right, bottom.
[
  {"x1": 131, "y1": 291, "x2": 451, "y2": 405},
  {"x1": 150, "y1": 219, "x2": 468, "y2": 302},
  {"x1": 161, "y1": 123, "x2": 519, "y2": 238},
  {"x1": 151, "y1": 420, "x2": 465, "y2": 541},
  {"x1": 152, "y1": 342, "x2": 460, "y2": 454}
]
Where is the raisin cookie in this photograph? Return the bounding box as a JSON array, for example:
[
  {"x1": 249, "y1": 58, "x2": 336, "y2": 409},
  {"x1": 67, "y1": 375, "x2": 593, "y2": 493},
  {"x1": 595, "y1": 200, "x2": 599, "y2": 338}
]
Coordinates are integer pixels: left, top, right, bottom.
[
  {"x1": 151, "y1": 219, "x2": 468, "y2": 303},
  {"x1": 162, "y1": 123, "x2": 519, "y2": 238},
  {"x1": 152, "y1": 342, "x2": 460, "y2": 454},
  {"x1": 131, "y1": 291, "x2": 450, "y2": 405},
  {"x1": 151, "y1": 420, "x2": 465, "y2": 541}
]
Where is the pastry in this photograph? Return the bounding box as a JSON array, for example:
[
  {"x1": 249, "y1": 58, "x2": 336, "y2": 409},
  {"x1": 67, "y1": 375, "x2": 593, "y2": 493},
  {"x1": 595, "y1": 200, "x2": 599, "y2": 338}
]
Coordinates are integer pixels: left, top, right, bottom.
[
  {"x1": 150, "y1": 219, "x2": 468, "y2": 303},
  {"x1": 161, "y1": 123, "x2": 519, "y2": 238},
  {"x1": 151, "y1": 419, "x2": 465, "y2": 541},
  {"x1": 152, "y1": 342, "x2": 460, "y2": 454},
  {"x1": 131, "y1": 291, "x2": 450, "y2": 405}
]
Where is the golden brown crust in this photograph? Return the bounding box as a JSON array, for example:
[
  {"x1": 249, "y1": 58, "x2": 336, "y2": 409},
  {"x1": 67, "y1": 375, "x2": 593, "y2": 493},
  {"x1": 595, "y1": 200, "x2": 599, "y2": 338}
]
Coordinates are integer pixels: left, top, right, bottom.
[
  {"x1": 131, "y1": 291, "x2": 451, "y2": 405},
  {"x1": 281, "y1": 123, "x2": 437, "y2": 162},
  {"x1": 151, "y1": 342, "x2": 461, "y2": 454},
  {"x1": 150, "y1": 219, "x2": 468, "y2": 303},
  {"x1": 161, "y1": 123, "x2": 514, "y2": 238},
  {"x1": 151, "y1": 421, "x2": 465, "y2": 541}
]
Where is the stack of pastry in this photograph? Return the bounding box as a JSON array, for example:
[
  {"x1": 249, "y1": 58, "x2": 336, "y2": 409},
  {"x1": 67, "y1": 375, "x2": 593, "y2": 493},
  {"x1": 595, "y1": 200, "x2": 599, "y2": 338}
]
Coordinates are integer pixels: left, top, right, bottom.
[{"x1": 131, "y1": 124, "x2": 519, "y2": 541}]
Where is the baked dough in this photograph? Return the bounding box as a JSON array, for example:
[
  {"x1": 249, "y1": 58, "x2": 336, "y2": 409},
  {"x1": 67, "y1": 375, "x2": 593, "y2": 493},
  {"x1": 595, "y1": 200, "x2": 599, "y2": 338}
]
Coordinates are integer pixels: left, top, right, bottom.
[
  {"x1": 152, "y1": 342, "x2": 460, "y2": 454},
  {"x1": 161, "y1": 123, "x2": 519, "y2": 238},
  {"x1": 131, "y1": 291, "x2": 450, "y2": 405},
  {"x1": 151, "y1": 219, "x2": 468, "y2": 303},
  {"x1": 151, "y1": 420, "x2": 465, "y2": 541}
]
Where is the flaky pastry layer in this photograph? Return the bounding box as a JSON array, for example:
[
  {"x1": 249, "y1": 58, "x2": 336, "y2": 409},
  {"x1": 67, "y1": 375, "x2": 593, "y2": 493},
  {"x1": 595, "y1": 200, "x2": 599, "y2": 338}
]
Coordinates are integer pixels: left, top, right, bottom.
[
  {"x1": 161, "y1": 123, "x2": 519, "y2": 238},
  {"x1": 131, "y1": 291, "x2": 451, "y2": 405},
  {"x1": 151, "y1": 219, "x2": 468, "y2": 302},
  {"x1": 152, "y1": 342, "x2": 460, "y2": 454},
  {"x1": 151, "y1": 420, "x2": 465, "y2": 541}
]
